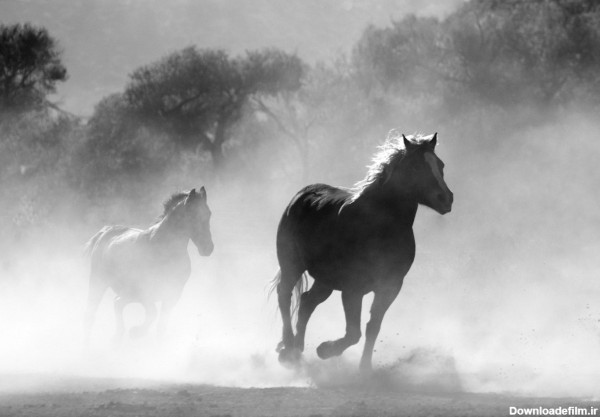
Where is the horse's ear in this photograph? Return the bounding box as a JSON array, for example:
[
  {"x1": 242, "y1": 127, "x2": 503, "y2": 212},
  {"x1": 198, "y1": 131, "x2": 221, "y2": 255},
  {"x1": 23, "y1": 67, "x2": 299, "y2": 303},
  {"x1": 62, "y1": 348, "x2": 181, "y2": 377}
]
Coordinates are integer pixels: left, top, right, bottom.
[
  {"x1": 427, "y1": 132, "x2": 437, "y2": 150},
  {"x1": 403, "y1": 134, "x2": 417, "y2": 153},
  {"x1": 198, "y1": 186, "x2": 206, "y2": 201},
  {"x1": 184, "y1": 188, "x2": 197, "y2": 205}
]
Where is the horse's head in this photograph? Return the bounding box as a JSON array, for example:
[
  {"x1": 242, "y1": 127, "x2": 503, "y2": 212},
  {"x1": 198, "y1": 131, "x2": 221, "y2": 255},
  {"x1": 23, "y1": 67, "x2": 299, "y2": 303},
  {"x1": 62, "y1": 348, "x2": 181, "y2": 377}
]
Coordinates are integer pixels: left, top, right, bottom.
[
  {"x1": 182, "y1": 187, "x2": 214, "y2": 256},
  {"x1": 389, "y1": 133, "x2": 453, "y2": 214}
]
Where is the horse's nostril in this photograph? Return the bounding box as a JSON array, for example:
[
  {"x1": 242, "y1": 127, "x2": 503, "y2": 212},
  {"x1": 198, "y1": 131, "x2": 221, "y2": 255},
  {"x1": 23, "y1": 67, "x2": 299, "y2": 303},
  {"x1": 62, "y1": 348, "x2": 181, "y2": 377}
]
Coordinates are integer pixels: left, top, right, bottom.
[{"x1": 438, "y1": 192, "x2": 453, "y2": 204}]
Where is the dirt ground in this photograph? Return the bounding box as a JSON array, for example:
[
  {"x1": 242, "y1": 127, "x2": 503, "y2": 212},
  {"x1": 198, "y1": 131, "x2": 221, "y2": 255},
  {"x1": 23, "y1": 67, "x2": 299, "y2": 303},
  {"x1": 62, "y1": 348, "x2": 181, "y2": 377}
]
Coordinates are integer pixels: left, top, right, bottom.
[{"x1": 0, "y1": 375, "x2": 598, "y2": 417}]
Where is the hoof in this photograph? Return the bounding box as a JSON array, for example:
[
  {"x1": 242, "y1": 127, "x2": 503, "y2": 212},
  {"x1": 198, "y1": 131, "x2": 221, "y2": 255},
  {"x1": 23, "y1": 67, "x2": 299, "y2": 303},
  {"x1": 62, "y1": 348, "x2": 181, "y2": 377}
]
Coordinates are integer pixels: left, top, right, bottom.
[
  {"x1": 278, "y1": 347, "x2": 302, "y2": 366},
  {"x1": 359, "y1": 362, "x2": 373, "y2": 375},
  {"x1": 316, "y1": 341, "x2": 337, "y2": 359}
]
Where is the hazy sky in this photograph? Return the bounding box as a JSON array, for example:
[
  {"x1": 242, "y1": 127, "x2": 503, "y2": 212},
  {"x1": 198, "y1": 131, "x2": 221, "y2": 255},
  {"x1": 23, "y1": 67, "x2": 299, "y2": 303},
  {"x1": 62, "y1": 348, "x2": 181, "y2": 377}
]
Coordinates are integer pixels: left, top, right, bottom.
[{"x1": 0, "y1": 0, "x2": 464, "y2": 115}]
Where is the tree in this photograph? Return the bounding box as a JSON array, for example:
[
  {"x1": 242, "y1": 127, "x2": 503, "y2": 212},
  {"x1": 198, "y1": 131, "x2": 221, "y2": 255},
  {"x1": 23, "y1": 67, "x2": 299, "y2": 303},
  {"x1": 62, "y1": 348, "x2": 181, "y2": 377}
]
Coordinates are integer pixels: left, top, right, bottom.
[
  {"x1": 444, "y1": 0, "x2": 600, "y2": 106},
  {"x1": 124, "y1": 47, "x2": 304, "y2": 169},
  {"x1": 352, "y1": 16, "x2": 445, "y2": 96},
  {"x1": 78, "y1": 93, "x2": 175, "y2": 199},
  {"x1": 351, "y1": 0, "x2": 600, "y2": 113},
  {"x1": 0, "y1": 23, "x2": 68, "y2": 113},
  {"x1": 254, "y1": 58, "x2": 381, "y2": 181}
]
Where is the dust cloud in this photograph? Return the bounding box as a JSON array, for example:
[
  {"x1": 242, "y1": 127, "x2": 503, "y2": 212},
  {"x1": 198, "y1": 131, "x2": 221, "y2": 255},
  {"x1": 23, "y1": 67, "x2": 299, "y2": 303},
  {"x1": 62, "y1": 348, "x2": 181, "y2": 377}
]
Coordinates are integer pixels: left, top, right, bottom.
[
  {"x1": 0, "y1": 108, "x2": 599, "y2": 399},
  {"x1": 1, "y1": 0, "x2": 599, "y2": 402}
]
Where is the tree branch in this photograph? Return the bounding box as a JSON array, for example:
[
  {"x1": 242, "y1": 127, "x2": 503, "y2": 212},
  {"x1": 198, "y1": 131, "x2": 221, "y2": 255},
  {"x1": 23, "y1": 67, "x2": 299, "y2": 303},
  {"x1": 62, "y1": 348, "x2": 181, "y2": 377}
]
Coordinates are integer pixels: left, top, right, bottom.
[{"x1": 253, "y1": 97, "x2": 302, "y2": 147}]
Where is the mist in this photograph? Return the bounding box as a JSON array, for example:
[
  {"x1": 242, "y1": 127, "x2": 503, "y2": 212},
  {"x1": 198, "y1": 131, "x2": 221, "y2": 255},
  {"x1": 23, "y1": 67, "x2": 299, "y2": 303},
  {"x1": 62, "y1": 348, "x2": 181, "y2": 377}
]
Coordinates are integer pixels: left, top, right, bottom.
[
  {"x1": 1, "y1": 0, "x2": 599, "y2": 405},
  {"x1": 1, "y1": 108, "x2": 598, "y2": 398}
]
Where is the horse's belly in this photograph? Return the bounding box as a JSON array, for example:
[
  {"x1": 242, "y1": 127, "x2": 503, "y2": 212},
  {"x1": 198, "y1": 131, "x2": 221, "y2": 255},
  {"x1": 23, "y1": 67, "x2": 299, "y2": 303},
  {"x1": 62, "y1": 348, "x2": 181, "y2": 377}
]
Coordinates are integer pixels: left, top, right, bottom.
[
  {"x1": 110, "y1": 272, "x2": 188, "y2": 302},
  {"x1": 309, "y1": 268, "x2": 375, "y2": 293},
  {"x1": 104, "y1": 250, "x2": 191, "y2": 302},
  {"x1": 307, "y1": 243, "x2": 415, "y2": 293}
]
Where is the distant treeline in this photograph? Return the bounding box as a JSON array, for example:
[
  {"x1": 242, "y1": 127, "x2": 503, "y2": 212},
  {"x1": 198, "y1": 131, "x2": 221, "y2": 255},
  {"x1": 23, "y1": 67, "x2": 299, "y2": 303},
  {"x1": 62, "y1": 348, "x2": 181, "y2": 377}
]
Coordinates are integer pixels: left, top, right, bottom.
[{"x1": 1, "y1": 0, "x2": 600, "y2": 240}]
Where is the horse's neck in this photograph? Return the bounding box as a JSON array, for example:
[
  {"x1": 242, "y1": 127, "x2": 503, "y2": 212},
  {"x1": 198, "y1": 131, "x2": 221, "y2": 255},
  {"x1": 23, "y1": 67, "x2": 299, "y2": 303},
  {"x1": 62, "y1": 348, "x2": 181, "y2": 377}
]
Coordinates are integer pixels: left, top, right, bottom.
[
  {"x1": 353, "y1": 183, "x2": 418, "y2": 227},
  {"x1": 149, "y1": 213, "x2": 189, "y2": 250}
]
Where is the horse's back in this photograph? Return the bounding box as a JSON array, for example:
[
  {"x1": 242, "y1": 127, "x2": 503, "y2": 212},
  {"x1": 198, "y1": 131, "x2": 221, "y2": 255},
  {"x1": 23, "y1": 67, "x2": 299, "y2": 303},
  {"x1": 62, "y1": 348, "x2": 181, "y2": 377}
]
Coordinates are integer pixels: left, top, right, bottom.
[
  {"x1": 282, "y1": 183, "x2": 349, "y2": 220},
  {"x1": 279, "y1": 183, "x2": 349, "y2": 238},
  {"x1": 86, "y1": 225, "x2": 145, "y2": 273},
  {"x1": 86, "y1": 225, "x2": 139, "y2": 254},
  {"x1": 277, "y1": 183, "x2": 415, "y2": 291},
  {"x1": 86, "y1": 224, "x2": 190, "y2": 301}
]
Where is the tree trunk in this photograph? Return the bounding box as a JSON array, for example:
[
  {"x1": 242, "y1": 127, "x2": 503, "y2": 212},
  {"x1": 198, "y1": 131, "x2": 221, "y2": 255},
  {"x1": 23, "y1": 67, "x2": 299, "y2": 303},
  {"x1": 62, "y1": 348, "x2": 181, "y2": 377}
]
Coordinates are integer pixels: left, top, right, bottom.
[{"x1": 210, "y1": 111, "x2": 230, "y2": 171}]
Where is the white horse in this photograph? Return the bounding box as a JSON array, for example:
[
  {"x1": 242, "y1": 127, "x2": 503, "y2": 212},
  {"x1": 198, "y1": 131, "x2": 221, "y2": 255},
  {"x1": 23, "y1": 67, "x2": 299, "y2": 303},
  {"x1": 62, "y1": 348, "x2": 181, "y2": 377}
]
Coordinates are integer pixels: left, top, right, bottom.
[{"x1": 83, "y1": 187, "x2": 213, "y2": 344}]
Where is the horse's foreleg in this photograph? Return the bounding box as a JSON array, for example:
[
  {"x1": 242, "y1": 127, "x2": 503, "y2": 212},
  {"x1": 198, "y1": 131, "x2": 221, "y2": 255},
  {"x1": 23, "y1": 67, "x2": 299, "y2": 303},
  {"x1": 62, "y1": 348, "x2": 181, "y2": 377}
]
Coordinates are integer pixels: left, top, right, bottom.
[
  {"x1": 359, "y1": 284, "x2": 402, "y2": 373},
  {"x1": 130, "y1": 302, "x2": 157, "y2": 338},
  {"x1": 294, "y1": 281, "x2": 332, "y2": 352},
  {"x1": 316, "y1": 290, "x2": 363, "y2": 359}
]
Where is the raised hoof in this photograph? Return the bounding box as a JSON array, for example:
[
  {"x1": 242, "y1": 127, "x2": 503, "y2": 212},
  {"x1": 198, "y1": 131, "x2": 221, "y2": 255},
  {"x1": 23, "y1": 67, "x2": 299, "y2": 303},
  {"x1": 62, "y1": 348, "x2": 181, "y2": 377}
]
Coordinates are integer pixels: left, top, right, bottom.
[
  {"x1": 278, "y1": 347, "x2": 302, "y2": 367},
  {"x1": 316, "y1": 341, "x2": 338, "y2": 359}
]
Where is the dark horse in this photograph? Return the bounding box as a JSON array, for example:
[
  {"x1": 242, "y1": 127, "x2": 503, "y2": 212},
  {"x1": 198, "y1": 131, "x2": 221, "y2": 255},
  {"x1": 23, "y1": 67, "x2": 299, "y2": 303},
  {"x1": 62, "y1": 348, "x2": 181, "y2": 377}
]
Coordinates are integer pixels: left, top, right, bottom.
[
  {"x1": 274, "y1": 131, "x2": 453, "y2": 371},
  {"x1": 83, "y1": 187, "x2": 213, "y2": 344}
]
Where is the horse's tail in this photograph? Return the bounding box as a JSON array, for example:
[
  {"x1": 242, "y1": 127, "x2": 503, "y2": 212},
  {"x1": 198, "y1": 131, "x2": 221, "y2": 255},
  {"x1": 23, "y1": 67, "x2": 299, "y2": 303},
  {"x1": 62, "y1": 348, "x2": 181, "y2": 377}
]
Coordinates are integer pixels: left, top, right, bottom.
[{"x1": 269, "y1": 269, "x2": 308, "y2": 319}]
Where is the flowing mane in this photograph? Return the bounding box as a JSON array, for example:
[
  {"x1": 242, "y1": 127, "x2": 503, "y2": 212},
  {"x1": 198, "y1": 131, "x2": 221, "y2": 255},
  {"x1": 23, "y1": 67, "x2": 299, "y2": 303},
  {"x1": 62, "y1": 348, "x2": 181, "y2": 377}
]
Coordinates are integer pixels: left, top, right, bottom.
[
  {"x1": 156, "y1": 191, "x2": 188, "y2": 222},
  {"x1": 348, "y1": 130, "x2": 434, "y2": 202}
]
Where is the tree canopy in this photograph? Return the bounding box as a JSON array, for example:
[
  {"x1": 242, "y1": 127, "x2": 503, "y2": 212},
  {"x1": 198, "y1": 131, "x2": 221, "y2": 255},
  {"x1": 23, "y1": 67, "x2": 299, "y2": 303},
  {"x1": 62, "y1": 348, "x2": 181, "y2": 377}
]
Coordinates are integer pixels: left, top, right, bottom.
[
  {"x1": 0, "y1": 23, "x2": 68, "y2": 113},
  {"x1": 352, "y1": 0, "x2": 600, "y2": 110},
  {"x1": 123, "y1": 47, "x2": 304, "y2": 167}
]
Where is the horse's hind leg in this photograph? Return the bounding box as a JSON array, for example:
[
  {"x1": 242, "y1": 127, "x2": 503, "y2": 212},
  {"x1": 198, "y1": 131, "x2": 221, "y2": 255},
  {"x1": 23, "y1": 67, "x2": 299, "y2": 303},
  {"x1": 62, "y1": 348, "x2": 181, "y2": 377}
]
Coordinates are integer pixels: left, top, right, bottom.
[
  {"x1": 276, "y1": 267, "x2": 303, "y2": 363},
  {"x1": 294, "y1": 281, "x2": 333, "y2": 352},
  {"x1": 316, "y1": 290, "x2": 363, "y2": 360}
]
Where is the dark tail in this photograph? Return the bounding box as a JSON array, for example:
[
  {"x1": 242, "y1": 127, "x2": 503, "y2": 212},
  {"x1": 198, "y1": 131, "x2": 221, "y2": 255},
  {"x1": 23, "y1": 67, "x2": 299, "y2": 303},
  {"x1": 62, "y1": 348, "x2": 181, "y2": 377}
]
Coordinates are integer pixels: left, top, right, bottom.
[{"x1": 269, "y1": 269, "x2": 308, "y2": 319}]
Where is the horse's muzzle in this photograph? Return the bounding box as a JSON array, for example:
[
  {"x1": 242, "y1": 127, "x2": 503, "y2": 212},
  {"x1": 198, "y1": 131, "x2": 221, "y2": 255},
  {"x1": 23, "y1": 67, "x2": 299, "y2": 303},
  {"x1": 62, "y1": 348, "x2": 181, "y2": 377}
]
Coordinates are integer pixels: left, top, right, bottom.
[
  {"x1": 437, "y1": 205, "x2": 452, "y2": 215},
  {"x1": 433, "y1": 190, "x2": 453, "y2": 214},
  {"x1": 198, "y1": 241, "x2": 214, "y2": 256}
]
